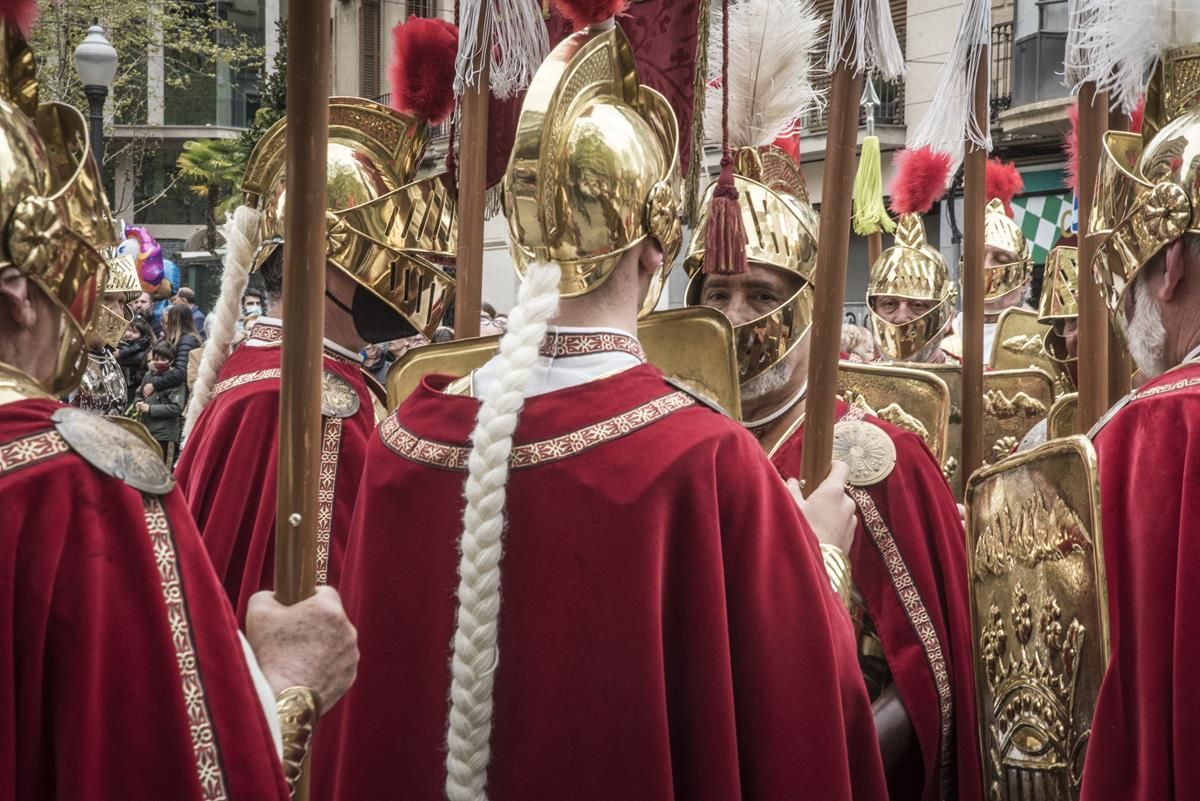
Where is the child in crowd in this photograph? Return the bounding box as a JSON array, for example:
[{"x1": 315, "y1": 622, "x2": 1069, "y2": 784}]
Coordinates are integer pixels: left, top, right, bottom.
[{"x1": 135, "y1": 340, "x2": 186, "y2": 465}]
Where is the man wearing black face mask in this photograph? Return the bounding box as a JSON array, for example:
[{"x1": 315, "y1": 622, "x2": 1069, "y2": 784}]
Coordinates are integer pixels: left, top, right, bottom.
[{"x1": 174, "y1": 94, "x2": 456, "y2": 624}]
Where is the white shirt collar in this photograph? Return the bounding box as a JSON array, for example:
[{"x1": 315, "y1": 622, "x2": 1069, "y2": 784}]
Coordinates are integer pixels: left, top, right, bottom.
[{"x1": 472, "y1": 325, "x2": 643, "y2": 399}]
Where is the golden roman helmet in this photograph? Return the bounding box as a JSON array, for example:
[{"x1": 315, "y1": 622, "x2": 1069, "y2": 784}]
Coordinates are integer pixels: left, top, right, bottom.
[
  {"x1": 868, "y1": 213, "x2": 957, "y2": 361},
  {"x1": 1038, "y1": 245, "x2": 1079, "y2": 364},
  {"x1": 682, "y1": 153, "x2": 818, "y2": 383},
  {"x1": 503, "y1": 19, "x2": 682, "y2": 315},
  {"x1": 241, "y1": 97, "x2": 456, "y2": 338},
  {"x1": 1093, "y1": 43, "x2": 1200, "y2": 342},
  {"x1": 0, "y1": 22, "x2": 117, "y2": 395},
  {"x1": 93, "y1": 252, "x2": 142, "y2": 349},
  {"x1": 983, "y1": 198, "x2": 1032, "y2": 300}
]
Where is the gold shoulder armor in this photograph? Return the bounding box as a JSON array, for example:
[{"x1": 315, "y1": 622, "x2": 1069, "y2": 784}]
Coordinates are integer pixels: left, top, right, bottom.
[{"x1": 51, "y1": 407, "x2": 175, "y2": 495}]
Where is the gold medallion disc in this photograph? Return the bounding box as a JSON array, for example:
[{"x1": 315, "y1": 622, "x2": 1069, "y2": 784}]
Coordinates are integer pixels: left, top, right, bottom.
[{"x1": 831, "y1": 420, "x2": 897, "y2": 486}]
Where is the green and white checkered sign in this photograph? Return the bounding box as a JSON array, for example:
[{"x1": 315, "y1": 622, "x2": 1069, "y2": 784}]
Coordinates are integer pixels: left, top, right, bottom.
[{"x1": 1011, "y1": 193, "x2": 1073, "y2": 265}]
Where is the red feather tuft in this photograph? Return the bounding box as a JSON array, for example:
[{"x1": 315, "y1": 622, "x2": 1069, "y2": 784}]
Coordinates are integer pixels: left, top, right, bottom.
[
  {"x1": 1130, "y1": 96, "x2": 1145, "y2": 134},
  {"x1": 551, "y1": 0, "x2": 628, "y2": 29},
  {"x1": 887, "y1": 147, "x2": 951, "y2": 215},
  {"x1": 388, "y1": 17, "x2": 458, "y2": 125},
  {"x1": 985, "y1": 158, "x2": 1023, "y2": 217},
  {"x1": 1064, "y1": 101, "x2": 1080, "y2": 194},
  {"x1": 0, "y1": 0, "x2": 39, "y2": 35}
]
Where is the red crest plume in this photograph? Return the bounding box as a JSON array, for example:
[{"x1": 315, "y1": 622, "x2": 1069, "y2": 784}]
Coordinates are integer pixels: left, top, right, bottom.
[
  {"x1": 1064, "y1": 101, "x2": 1080, "y2": 194},
  {"x1": 389, "y1": 17, "x2": 458, "y2": 125},
  {"x1": 887, "y1": 147, "x2": 951, "y2": 215},
  {"x1": 985, "y1": 158, "x2": 1023, "y2": 217},
  {"x1": 1130, "y1": 96, "x2": 1145, "y2": 134},
  {"x1": 551, "y1": 0, "x2": 628, "y2": 29},
  {"x1": 0, "y1": 0, "x2": 39, "y2": 35}
]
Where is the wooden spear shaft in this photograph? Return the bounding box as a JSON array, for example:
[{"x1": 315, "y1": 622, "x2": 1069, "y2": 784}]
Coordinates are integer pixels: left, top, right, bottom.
[
  {"x1": 275, "y1": 0, "x2": 326, "y2": 607},
  {"x1": 868, "y1": 231, "x2": 883, "y2": 267},
  {"x1": 1076, "y1": 83, "x2": 1110, "y2": 430},
  {"x1": 453, "y1": 21, "x2": 490, "y2": 340},
  {"x1": 274, "y1": 0, "x2": 328, "y2": 795},
  {"x1": 960, "y1": 46, "x2": 988, "y2": 479},
  {"x1": 1106, "y1": 104, "x2": 1132, "y2": 403},
  {"x1": 799, "y1": 56, "x2": 863, "y2": 495}
]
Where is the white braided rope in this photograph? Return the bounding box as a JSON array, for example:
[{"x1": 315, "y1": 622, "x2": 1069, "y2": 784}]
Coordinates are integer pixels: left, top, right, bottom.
[
  {"x1": 183, "y1": 205, "x2": 261, "y2": 436},
  {"x1": 444, "y1": 261, "x2": 562, "y2": 801}
]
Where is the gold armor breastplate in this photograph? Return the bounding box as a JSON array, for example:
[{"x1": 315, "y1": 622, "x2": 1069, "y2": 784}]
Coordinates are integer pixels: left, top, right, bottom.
[{"x1": 74, "y1": 349, "x2": 126, "y2": 415}]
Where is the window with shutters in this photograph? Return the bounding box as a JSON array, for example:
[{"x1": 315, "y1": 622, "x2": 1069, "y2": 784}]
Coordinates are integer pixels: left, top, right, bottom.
[
  {"x1": 804, "y1": 0, "x2": 907, "y2": 131},
  {"x1": 360, "y1": 0, "x2": 381, "y2": 99},
  {"x1": 406, "y1": 0, "x2": 437, "y2": 17}
]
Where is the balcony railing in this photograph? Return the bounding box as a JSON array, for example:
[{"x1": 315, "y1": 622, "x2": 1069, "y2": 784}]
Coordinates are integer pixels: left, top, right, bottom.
[
  {"x1": 991, "y1": 20, "x2": 1014, "y2": 121},
  {"x1": 802, "y1": 74, "x2": 905, "y2": 132}
]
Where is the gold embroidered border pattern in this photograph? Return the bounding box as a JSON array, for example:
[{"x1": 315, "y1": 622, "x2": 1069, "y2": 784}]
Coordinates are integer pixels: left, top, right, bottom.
[
  {"x1": 539, "y1": 332, "x2": 646, "y2": 362},
  {"x1": 849, "y1": 485, "x2": 954, "y2": 801},
  {"x1": 1132, "y1": 375, "x2": 1200, "y2": 401},
  {"x1": 142, "y1": 496, "x2": 230, "y2": 801},
  {"x1": 315, "y1": 417, "x2": 343, "y2": 585},
  {"x1": 211, "y1": 368, "x2": 282, "y2": 398},
  {"x1": 381, "y1": 390, "x2": 695, "y2": 471},
  {"x1": 0, "y1": 429, "x2": 70, "y2": 476},
  {"x1": 246, "y1": 321, "x2": 360, "y2": 366}
]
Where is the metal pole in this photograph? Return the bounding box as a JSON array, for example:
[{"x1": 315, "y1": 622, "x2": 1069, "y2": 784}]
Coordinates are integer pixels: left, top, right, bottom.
[
  {"x1": 84, "y1": 85, "x2": 106, "y2": 170},
  {"x1": 961, "y1": 46, "x2": 988, "y2": 479}
]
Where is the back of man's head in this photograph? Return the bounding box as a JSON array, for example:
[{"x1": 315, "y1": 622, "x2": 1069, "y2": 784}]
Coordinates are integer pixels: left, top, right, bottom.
[{"x1": 177, "y1": 287, "x2": 196, "y2": 304}]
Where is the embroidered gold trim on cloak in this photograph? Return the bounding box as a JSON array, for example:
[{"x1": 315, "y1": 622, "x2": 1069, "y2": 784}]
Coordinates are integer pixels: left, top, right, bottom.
[
  {"x1": 211, "y1": 369, "x2": 283, "y2": 398},
  {"x1": 381, "y1": 390, "x2": 695, "y2": 470},
  {"x1": 848, "y1": 483, "x2": 955, "y2": 801},
  {"x1": 0, "y1": 429, "x2": 70, "y2": 476},
  {"x1": 315, "y1": 417, "x2": 342, "y2": 585},
  {"x1": 142, "y1": 496, "x2": 231, "y2": 801}
]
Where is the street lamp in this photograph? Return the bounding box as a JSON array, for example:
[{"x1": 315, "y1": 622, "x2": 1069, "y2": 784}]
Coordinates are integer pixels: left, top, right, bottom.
[{"x1": 73, "y1": 21, "x2": 118, "y2": 168}]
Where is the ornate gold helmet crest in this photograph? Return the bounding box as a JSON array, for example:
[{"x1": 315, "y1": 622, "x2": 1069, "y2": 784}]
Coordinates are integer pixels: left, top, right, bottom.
[
  {"x1": 868, "y1": 212, "x2": 957, "y2": 360},
  {"x1": 0, "y1": 20, "x2": 117, "y2": 394},
  {"x1": 93, "y1": 252, "x2": 142, "y2": 349},
  {"x1": 1038, "y1": 245, "x2": 1078, "y2": 366},
  {"x1": 1093, "y1": 43, "x2": 1200, "y2": 341},
  {"x1": 503, "y1": 20, "x2": 682, "y2": 313},
  {"x1": 241, "y1": 97, "x2": 456, "y2": 338},
  {"x1": 683, "y1": 166, "x2": 818, "y2": 383}
]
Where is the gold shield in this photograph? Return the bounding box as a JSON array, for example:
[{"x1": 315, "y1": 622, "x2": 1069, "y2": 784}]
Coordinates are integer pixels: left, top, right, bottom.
[
  {"x1": 1046, "y1": 393, "x2": 1078, "y2": 441},
  {"x1": 992, "y1": 308, "x2": 1052, "y2": 374},
  {"x1": 983, "y1": 368, "x2": 1056, "y2": 465},
  {"x1": 386, "y1": 307, "x2": 742, "y2": 420},
  {"x1": 836, "y1": 361, "x2": 952, "y2": 464},
  {"x1": 896, "y1": 364, "x2": 1056, "y2": 498},
  {"x1": 965, "y1": 435, "x2": 1109, "y2": 801}
]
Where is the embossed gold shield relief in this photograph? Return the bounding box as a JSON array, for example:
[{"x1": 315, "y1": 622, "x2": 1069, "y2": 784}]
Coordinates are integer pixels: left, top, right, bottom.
[
  {"x1": 904, "y1": 362, "x2": 964, "y2": 499},
  {"x1": 965, "y1": 436, "x2": 1109, "y2": 801},
  {"x1": 983, "y1": 368, "x2": 1056, "y2": 465},
  {"x1": 385, "y1": 307, "x2": 742, "y2": 420},
  {"x1": 836, "y1": 361, "x2": 952, "y2": 464},
  {"x1": 992, "y1": 307, "x2": 1072, "y2": 395}
]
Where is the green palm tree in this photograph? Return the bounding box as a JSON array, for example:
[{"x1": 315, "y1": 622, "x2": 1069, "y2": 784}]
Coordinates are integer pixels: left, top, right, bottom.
[{"x1": 177, "y1": 138, "x2": 245, "y2": 252}]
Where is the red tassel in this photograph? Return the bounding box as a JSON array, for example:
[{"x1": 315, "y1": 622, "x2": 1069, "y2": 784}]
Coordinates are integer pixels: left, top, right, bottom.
[{"x1": 703, "y1": 158, "x2": 748, "y2": 275}]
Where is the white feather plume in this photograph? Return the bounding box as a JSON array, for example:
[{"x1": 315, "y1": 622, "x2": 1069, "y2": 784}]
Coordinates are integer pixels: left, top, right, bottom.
[
  {"x1": 1067, "y1": 0, "x2": 1200, "y2": 112},
  {"x1": 706, "y1": 0, "x2": 826, "y2": 149},
  {"x1": 826, "y1": 0, "x2": 907, "y2": 81},
  {"x1": 908, "y1": 0, "x2": 992, "y2": 163}
]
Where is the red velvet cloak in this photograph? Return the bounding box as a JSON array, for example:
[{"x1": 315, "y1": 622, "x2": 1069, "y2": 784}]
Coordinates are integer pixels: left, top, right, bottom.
[
  {"x1": 770, "y1": 400, "x2": 981, "y2": 801},
  {"x1": 176, "y1": 343, "x2": 376, "y2": 622},
  {"x1": 314, "y1": 364, "x2": 887, "y2": 801},
  {"x1": 1081, "y1": 362, "x2": 1200, "y2": 801},
  {"x1": 0, "y1": 397, "x2": 288, "y2": 801}
]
